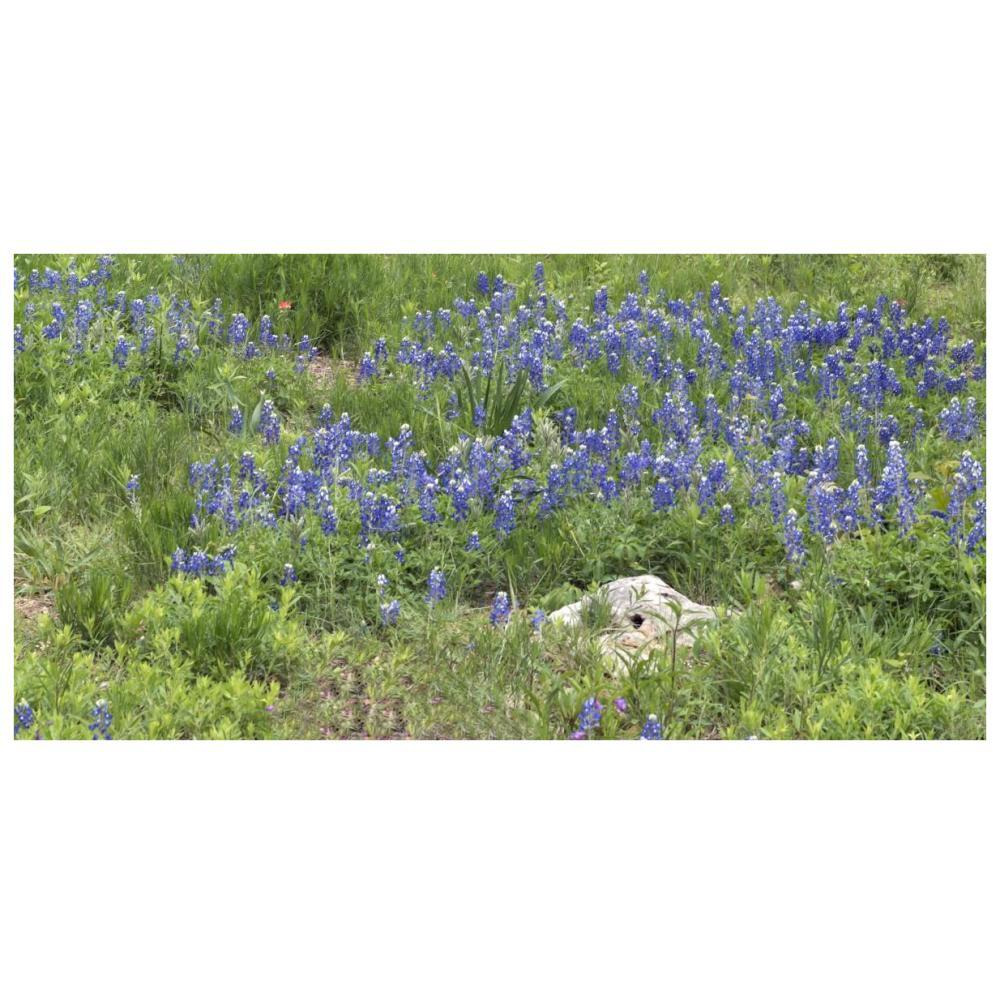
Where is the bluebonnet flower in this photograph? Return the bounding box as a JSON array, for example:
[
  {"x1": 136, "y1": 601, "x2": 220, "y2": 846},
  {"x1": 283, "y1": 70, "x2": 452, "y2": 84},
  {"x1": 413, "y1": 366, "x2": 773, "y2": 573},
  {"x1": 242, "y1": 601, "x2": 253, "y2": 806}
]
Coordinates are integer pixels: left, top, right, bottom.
[
  {"x1": 873, "y1": 440, "x2": 916, "y2": 535},
  {"x1": 783, "y1": 508, "x2": 806, "y2": 566},
  {"x1": 966, "y1": 499, "x2": 985, "y2": 556},
  {"x1": 173, "y1": 334, "x2": 192, "y2": 363},
  {"x1": 229, "y1": 406, "x2": 243, "y2": 434},
  {"x1": 125, "y1": 475, "x2": 140, "y2": 502},
  {"x1": 652, "y1": 476, "x2": 676, "y2": 512},
  {"x1": 494, "y1": 490, "x2": 516, "y2": 537},
  {"x1": 465, "y1": 530, "x2": 481, "y2": 552},
  {"x1": 619, "y1": 382, "x2": 640, "y2": 416},
  {"x1": 490, "y1": 591, "x2": 511, "y2": 626},
  {"x1": 426, "y1": 568, "x2": 447, "y2": 604},
  {"x1": 14, "y1": 324, "x2": 25, "y2": 352},
  {"x1": 570, "y1": 697, "x2": 603, "y2": 739},
  {"x1": 769, "y1": 471, "x2": 787, "y2": 524},
  {"x1": 639, "y1": 714, "x2": 663, "y2": 739},
  {"x1": 279, "y1": 563, "x2": 297, "y2": 586},
  {"x1": 419, "y1": 480, "x2": 441, "y2": 524},
  {"x1": 377, "y1": 574, "x2": 389, "y2": 597},
  {"x1": 170, "y1": 546, "x2": 237, "y2": 577},
  {"x1": 531, "y1": 608, "x2": 547, "y2": 631},
  {"x1": 806, "y1": 478, "x2": 840, "y2": 543},
  {"x1": 600, "y1": 476, "x2": 619, "y2": 503},
  {"x1": 476, "y1": 271, "x2": 489, "y2": 296},
  {"x1": 697, "y1": 459, "x2": 728, "y2": 511},
  {"x1": 14, "y1": 702, "x2": 35, "y2": 737},
  {"x1": 113, "y1": 336, "x2": 132, "y2": 369},
  {"x1": 638, "y1": 270, "x2": 650, "y2": 296},
  {"x1": 876, "y1": 415, "x2": 900, "y2": 446},
  {"x1": 259, "y1": 400, "x2": 281, "y2": 445},
  {"x1": 855, "y1": 445, "x2": 871, "y2": 489},
  {"x1": 720, "y1": 503, "x2": 735, "y2": 525},
  {"x1": 358, "y1": 352, "x2": 377, "y2": 381},
  {"x1": 380, "y1": 599, "x2": 400, "y2": 625},
  {"x1": 614, "y1": 697, "x2": 628, "y2": 714},
  {"x1": 947, "y1": 451, "x2": 984, "y2": 545},
  {"x1": 950, "y1": 339, "x2": 975, "y2": 365},
  {"x1": 533, "y1": 261, "x2": 545, "y2": 287},
  {"x1": 938, "y1": 397, "x2": 978, "y2": 441},
  {"x1": 89, "y1": 700, "x2": 113, "y2": 740}
]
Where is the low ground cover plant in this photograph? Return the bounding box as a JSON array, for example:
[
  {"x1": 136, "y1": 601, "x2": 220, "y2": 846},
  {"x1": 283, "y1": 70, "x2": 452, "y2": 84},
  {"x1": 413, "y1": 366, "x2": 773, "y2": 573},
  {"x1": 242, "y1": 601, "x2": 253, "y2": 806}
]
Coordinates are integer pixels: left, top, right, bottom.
[{"x1": 13, "y1": 254, "x2": 986, "y2": 739}]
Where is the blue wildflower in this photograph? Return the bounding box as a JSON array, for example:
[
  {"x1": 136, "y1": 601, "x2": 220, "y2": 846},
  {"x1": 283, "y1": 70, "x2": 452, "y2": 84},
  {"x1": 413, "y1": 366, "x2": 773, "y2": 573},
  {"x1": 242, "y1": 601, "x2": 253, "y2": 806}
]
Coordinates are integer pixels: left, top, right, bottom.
[
  {"x1": 426, "y1": 568, "x2": 447, "y2": 604},
  {"x1": 639, "y1": 714, "x2": 663, "y2": 739},
  {"x1": 259, "y1": 400, "x2": 281, "y2": 445},
  {"x1": 571, "y1": 697, "x2": 603, "y2": 739},
  {"x1": 14, "y1": 702, "x2": 35, "y2": 737},
  {"x1": 494, "y1": 490, "x2": 516, "y2": 537},
  {"x1": 490, "y1": 591, "x2": 511, "y2": 626},
  {"x1": 112, "y1": 336, "x2": 132, "y2": 369},
  {"x1": 783, "y1": 508, "x2": 806, "y2": 566},
  {"x1": 89, "y1": 700, "x2": 113, "y2": 740}
]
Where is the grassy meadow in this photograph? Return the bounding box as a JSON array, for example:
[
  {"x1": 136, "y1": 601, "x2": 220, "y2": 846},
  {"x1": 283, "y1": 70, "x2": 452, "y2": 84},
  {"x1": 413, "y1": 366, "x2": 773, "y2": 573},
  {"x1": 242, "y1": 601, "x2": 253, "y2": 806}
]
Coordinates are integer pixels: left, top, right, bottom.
[{"x1": 12, "y1": 253, "x2": 987, "y2": 739}]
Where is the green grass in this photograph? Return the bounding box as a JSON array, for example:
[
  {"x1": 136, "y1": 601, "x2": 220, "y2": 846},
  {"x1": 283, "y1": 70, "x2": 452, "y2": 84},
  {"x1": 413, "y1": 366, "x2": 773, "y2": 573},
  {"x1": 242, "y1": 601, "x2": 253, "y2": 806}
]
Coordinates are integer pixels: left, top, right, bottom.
[{"x1": 12, "y1": 253, "x2": 986, "y2": 739}]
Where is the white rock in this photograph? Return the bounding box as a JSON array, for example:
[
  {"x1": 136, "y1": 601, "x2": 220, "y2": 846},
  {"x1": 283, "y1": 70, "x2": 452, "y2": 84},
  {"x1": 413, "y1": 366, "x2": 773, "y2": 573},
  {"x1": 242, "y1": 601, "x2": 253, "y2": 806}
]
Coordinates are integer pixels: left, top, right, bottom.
[{"x1": 546, "y1": 575, "x2": 725, "y2": 673}]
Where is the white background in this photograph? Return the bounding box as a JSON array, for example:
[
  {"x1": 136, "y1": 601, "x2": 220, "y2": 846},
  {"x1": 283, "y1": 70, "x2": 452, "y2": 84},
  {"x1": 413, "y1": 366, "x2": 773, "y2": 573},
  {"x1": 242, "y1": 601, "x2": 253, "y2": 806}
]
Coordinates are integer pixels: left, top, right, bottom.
[{"x1": 1, "y1": 2, "x2": 989, "y2": 990}]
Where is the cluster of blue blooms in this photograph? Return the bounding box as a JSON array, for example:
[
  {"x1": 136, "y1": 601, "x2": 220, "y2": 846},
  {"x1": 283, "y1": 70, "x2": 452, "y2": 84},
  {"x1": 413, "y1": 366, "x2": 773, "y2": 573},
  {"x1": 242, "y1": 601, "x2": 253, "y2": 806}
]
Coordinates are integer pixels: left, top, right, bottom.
[
  {"x1": 14, "y1": 699, "x2": 114, "y2": 741},
  {"x1": 167, "y1": 267, "x2": 984, "y2": 621},
  {"x1": 426, "y1": 567, "x2": 447, "y2": 604},
  {"x1": 13, "y1": 256, "x2": 318, "y2": 377},
  {"x1": 25, "y1": 261, "x2": 983, "y2": 640},
  {"x1": 170, "y1": 545, "x2": 237, "y2": 577},
  {"x1": 567, "y1": 697, "x2": 664, "y2": 739},
  {"x1": 489, "y1": 591, "x2": 511, "y2": 626},
  {"x1": 14, "y1": 702, "x2": 35, "y2": 737},
  {"x1": 88, "y1": 700, "x2": 113, "y2": 740},
  {"x1": 570, "y1": 697, "x2": 603, "y2": 739}
]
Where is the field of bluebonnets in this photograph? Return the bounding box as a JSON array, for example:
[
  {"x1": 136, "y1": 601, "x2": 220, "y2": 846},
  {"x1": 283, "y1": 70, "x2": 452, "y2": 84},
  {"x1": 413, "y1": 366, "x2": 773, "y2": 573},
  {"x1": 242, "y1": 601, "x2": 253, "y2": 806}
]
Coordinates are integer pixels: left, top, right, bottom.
[{"x1": 12, "y1": 254, "x2": 987, "y2": 740}]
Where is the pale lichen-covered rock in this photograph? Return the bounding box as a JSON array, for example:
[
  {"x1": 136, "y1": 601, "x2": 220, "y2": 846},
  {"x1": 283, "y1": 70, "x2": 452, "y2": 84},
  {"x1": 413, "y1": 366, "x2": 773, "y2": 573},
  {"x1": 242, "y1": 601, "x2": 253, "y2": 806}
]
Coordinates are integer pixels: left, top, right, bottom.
[{"x1": 546, "y1": 575, "x2": 726, "y2": 673}]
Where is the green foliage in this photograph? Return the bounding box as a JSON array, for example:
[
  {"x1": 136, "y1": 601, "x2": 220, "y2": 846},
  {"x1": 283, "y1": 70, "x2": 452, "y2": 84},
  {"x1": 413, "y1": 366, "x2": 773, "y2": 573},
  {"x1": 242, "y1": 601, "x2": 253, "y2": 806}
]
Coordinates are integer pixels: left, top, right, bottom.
[
  {"x1": 456, "y1": 357, "x2": 566, "y2": 436},
  {"x1": 55, "y1": 571, "x2": 133, "y2": 648},
  {"x1": 118, "y1": 566, "x2": 313, "y2": 683}
]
